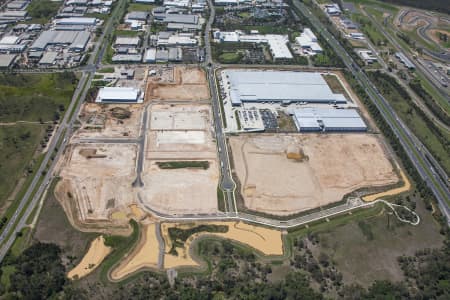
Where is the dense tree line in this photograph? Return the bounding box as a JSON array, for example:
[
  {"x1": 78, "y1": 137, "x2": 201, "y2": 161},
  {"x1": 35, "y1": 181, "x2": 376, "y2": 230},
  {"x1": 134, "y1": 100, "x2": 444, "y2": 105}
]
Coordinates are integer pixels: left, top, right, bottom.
[{"x1": 409, "y1": 79, "x2": 450, "y2": 126}]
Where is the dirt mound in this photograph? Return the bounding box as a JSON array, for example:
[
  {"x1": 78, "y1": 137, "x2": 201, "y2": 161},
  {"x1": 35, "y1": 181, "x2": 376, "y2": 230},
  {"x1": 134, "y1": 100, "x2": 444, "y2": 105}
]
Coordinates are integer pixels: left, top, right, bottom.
[
  {"x1": 79, "y1": 148, "x2": 107, "y2": 159},
  {"x1": 110, "y1": 107, "x2": 132, "y2": 119}
]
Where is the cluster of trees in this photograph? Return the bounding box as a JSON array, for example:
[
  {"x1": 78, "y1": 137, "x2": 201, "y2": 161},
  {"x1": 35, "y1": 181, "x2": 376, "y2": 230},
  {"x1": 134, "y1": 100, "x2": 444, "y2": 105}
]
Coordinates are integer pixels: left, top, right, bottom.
[
  {"x1": 1, "y1": 243, "x2": 66, "y2": 299},
  {"x1": 27, "y1": 0, "x2": 60, "y2": 20}
]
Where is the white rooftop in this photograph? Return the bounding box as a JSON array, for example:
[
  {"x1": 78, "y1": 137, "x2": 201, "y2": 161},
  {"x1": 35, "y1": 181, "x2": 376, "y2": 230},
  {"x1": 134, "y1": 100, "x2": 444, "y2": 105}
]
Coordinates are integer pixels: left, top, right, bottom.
[
  {"x1": 96, "y1": 87, "x2": 141, "y2": 103},
  {"x1": 224, "y1": 70, "x2": 347, "y2": 105}
]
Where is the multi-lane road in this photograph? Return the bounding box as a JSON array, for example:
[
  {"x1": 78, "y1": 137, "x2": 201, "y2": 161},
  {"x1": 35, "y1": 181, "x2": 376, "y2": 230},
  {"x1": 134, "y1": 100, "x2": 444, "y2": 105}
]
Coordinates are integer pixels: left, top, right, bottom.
[
  {"x1": 0, "y1": 0, "x2": 127, "y2": 261},
  {"x1": 291, "y1": 0, "x2": 450, "y2": 222}
]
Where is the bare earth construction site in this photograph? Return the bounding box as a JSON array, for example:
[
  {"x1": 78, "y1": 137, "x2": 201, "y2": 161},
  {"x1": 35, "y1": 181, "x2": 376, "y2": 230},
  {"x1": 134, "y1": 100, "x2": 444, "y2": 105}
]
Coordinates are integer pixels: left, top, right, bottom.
[
  {"x1": 55, "y1": 66, "x2": 219, "y2": 231},
  {"x1": 230, "y1": 134, "x2": 399, "y2": 215},
  {"x1": 54, "y1": 66, "x2": 407, "y2": 280}
]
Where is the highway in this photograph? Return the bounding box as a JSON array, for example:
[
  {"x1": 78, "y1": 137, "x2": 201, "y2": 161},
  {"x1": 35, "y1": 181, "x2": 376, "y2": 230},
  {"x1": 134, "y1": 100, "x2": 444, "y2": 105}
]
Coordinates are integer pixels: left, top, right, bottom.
[
  {"x1": 362, "y1": 7, "x2": 450, "y2": 100},
  {"x1": 0, "y1": 0, "x2": 128, "y2": 262},
  {"x1": 291, "y1": 0, "x2": 450, "y2": 223}
]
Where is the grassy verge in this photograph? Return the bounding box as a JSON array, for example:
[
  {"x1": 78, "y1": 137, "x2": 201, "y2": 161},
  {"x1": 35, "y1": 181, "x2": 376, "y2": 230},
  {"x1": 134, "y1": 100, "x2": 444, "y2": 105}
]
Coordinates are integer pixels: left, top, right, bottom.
[
  {"x1": 97, "y1": 67, "x2": 115, "y2": 73},
  {"x1": 100, "y1": 220, "x2": 140, "y2": 283},
  {"x1": 217, "y1": 186, "x2": 225, "y2": 212},
  {"x1": 156, "y1": 161, "x2": 210, "y2": 170},
  {"x1": 0, "y1": 126, "x2": 46, "y2": 209},
  {"x1": 168, "y1": 225, "x2": 228, "y2": 256},
  {"x1": 367, "y1": 71, "x2": 450, "y2": 175}
]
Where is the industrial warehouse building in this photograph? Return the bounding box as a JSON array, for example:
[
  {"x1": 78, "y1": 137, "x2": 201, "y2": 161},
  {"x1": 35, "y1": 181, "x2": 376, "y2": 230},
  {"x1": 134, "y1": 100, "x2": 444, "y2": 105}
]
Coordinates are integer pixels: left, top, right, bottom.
[
  {"x1": 293, "y1": 108, "x2": 367, "y2": 132},
  {"x1": 223, "y1": 70, "x2": 347, "y2": 106},
  {"x1": 96, "y1": 87, "x2": 143, "y2": 103},
  {"x1": 30, "y1": 30, "x2": 91, "y2": 52}
]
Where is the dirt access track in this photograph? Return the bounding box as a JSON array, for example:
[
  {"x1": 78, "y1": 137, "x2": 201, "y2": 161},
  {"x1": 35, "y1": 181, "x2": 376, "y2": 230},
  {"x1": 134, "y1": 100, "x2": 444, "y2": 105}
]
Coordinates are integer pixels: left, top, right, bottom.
[
  {"x1": 230, "y1": 134, "x2": 399, "y2": 216},
  {"x1": 140, "y1": 104, "x2": 219, "y2": 215},
  {"x1": 145, "y1": 66, "x2": 210, "y2": 101}
]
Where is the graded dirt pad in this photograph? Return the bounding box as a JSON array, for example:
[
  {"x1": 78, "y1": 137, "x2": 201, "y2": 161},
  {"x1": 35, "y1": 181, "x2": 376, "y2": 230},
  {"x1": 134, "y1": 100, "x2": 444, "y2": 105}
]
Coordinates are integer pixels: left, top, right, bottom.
[
  {"x1": 140, "y1": 104, "x2": 219, "y2": 215},
  {"x1": 162, "y1": 221, "x2": 283, "y2": 269},
  {"x1": 145, "y1": 66, "x2": 210, "y2": 101},
  {"x1": 77, "y1": 103, "x2": 143, "y2": 138},
  {"x1": 230, "y1": 134, "x2": 399, "y2": 215},
  {"x1": 67, "y1": 236, "x2": 111, "y2": 279},
  {"x1": 57, "y1": 143, "x2": 137, "y2": 221},
  {"x1": 140, "y1": 160, "x2": 219, "y2": 215},
  {"x1": 110, "y1": 223, "x2": 159, "y2": 280}
]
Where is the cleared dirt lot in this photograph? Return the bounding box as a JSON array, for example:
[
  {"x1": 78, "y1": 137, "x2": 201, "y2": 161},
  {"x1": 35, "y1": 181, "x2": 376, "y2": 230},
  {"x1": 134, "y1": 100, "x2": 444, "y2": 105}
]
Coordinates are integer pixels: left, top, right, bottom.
[
  {"x1": 145, "y1": 66, "x2": 210, "y2": 101},
  {"x1": 57, "y1": 143, "x2": 137, "y2": 222},
  {"x1": 230, "y1": 134, "x2": 399, "y2": 215},
  {"x1": 76, "y1": 103, "x2": 143, "y2": 139},
  {"x1": 141, "y1": 104, "x2": 219, "y2": 215}
]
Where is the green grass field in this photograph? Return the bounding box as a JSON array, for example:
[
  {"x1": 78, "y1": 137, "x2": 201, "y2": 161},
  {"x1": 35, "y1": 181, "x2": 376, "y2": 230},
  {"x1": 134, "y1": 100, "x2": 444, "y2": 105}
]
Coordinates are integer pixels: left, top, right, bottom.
[
  {"x1": 0, "y1": 73, "x2": 77, "y2": 122},
  {"x1": 0, "y1": 125, "x2": 46, "y2": 208},
  {"x1": 127, "y1": 3, "x2": 154, "y2": 12}
]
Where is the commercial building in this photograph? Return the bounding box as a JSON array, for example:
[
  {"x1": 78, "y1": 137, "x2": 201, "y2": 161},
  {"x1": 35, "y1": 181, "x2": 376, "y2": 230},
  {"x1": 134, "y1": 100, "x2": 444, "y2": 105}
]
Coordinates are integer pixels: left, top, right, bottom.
[
  {"x1": 114, "y1": 36, "x2": 140, "y2": 47},
  {"x1": 111, "y1": 54, "x2": 142, "y2": 62},
  {"x1": 223, "y1": 70, "x2": 347, "y2": 106},
  {"x1": 54, "y1": 17, "x2": 97, "y2": 26},
  {"x1": 395, "y1": 52, "x2": 415, "y2": 69},
  {"x1": 7, "y1": 1, "x2": 29, "y2": 10},
  {"x1": 96, "y1": 87, "x2": 142, "y2": 103},
  {"x1": 39, "y1": 51, "x2": 58, "y2": 66},
  {"x1": 295, "y1": 28, "x2": 322, "y2": 55},
  {"x1": 143, "y1": 48, "x2": 156, "y2": 62},
  {"x1": 168, "y1": 47, "x2": 182, "y2": 61},
  {"x1": 325, "y1": 4, "x2": 341, "y2": 16},
  {"x1": 214, "y1": 31, "x2": 293, "y2": 60},
  {"x1": 349, "y1": 32, "x2": 365, "y2": 40},
  {"x1": 293, "y1": 108, "x2": 367, "y2": 132},
  {"x1": 0, "y1": 54, "x2": 17, "y2": 68},
  {"x1": 357, "y1": 50, "x2": 377, "y2": 64},
  {"x1": 30, "y1": 30, "x2": 90, "y2": 52},
  {"x1": 125, "y1": 11, "x2": 149, "y2": 22}
]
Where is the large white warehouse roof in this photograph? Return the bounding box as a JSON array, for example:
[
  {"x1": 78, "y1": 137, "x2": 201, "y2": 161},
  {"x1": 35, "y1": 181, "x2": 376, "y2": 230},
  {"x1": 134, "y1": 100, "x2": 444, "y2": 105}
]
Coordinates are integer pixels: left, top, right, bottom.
[
  {"x1": 96, "y1": 87, "x2": 141, "y2": 103},
  {"x1": 224, "y1": 70, "x2": 347, "y2": 105}
]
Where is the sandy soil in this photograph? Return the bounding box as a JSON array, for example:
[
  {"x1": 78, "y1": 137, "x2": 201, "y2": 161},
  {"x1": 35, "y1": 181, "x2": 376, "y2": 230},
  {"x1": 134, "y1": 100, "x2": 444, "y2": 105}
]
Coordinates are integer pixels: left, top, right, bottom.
[
  {"x1": 57, "y1": 143, "x2": 137, "y2": 221},
  {"x1": 162, "y1": 221, "x2": 283, "y2": 269},
  {"x1": 145, "y1": 66, "x2": 210, "y2": 101},
  {"x1": 67, "y1": 236, "x2": 111, "y2": 279},
  {"x1": 363, "y1": 168, "x2": 411, "y2": 202},
  {"x1": 428, "y1": 29, "x2": 450, "y2": 49},
  {"x1": 77, "y1": 103, "x2": 143, "y2": 139},
  {"x1": 110, "y1": 223, "x2": 159, "y2": 280},
  {"x1": 230, "y1": 134, "x2": 399, "y2": 215}
]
